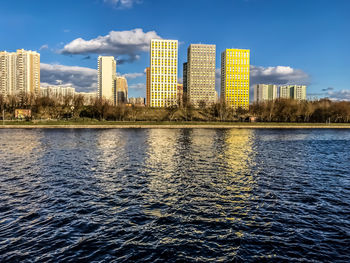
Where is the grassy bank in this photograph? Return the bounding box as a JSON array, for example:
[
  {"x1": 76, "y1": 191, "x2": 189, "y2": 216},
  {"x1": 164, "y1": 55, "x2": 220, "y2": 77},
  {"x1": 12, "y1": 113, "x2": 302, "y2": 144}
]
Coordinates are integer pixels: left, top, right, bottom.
[{"x1": 1, "y1": 120, "x2": 350, "y2": 128}]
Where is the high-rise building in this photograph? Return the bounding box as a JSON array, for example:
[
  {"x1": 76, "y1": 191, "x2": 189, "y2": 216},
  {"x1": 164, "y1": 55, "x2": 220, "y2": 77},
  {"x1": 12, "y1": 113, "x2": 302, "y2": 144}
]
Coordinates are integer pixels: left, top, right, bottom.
[
  {"x1": 116, "y1": 76, "x2": 128, "y2": 105},
  {"x1": 0, "y1": 49, "x2": 40, "y2": 97},
  {"x1": 150, "y1": 39, "x2": 178, "y2": 107},
  {"x1": 177, "y1": 83, "x2": 183, "y2": 106},
  {"x1": 146, "y1": 67, "x2": 151, "y2": 106},
  {"x1": 279, "y1": 85, "x2": 307, "y2": 100},
  {"x1": 98, "y1": 56, "x2": 116, "y2": 104},
  {"x1": 187, "y1": 44, "x2": 216, "y2": 107},
  {"x1": 254, "y1": 84, "x2": 278, "y2": 102},
  {"x1": 183, "y1": 62, "x2": 187, "y2": 94},
  {"x1": 221, "y1": 48, "x2": 250, "y2": 109}
]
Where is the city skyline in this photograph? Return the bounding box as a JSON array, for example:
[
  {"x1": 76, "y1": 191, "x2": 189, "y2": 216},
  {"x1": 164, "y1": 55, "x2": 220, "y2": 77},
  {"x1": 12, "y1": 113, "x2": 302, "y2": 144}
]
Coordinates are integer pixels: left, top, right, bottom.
[{"x1": 0, "y1": 0, "x2": 349, "y2": 101}]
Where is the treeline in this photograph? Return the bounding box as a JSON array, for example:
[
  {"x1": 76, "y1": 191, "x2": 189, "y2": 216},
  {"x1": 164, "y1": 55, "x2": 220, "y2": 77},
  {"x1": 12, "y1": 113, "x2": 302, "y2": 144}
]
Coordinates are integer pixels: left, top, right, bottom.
[{"x1": 1, "y1": 94, "x2": 350, "y2": 123}]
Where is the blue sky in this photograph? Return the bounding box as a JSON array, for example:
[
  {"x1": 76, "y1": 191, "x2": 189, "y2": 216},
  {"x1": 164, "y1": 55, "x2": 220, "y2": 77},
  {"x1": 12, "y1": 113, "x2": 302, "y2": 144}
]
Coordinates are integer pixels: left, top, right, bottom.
[{"x1": 1, "y1": 0, "x2": 349, "y2": 100}]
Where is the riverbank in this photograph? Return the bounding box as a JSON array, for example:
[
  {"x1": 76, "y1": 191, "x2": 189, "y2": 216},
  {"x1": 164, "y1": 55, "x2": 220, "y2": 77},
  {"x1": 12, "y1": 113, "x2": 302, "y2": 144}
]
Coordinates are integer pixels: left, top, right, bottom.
[{"x1": 1, "y1": 121, "x2": 350, "y2": 129}]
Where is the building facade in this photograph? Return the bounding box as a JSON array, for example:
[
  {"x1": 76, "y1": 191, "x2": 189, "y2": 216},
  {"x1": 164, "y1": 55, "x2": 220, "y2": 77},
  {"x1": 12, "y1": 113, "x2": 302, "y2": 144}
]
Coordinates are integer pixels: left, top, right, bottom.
[
  {"x1": 0, "y1": 49, "x2": 40, "y2": 97},
  {"x1": 150, "y1": 39, "x2": 178, "y2": 107},
  {"x1": 76, "y1": 92, "x2": 97, "y2": 105},
  {"x1": 280, "y1": 85, "x2": 307, "y2": 100},
  {"x1": 221, "y1": 48, "x2": 250, "y2": 109},
  {"x1": 187, "y1": 44, "x2": 216, "y2": 107},
  {"x1": 183, "y1": 62, "x2": 187, "y2": 94},
  {"x1": 41, "y1": 85, "x2": 75, "y2": 102},
  {"x1": 129, "y1": 97, "x2": 145, "y2": 106},
  {"x1": 177, "y1": 83, "x2": 183, "y2": 106},
  {"x1": 254, "y1": 84, "x2": 278, "y2": 102},
  {"x1": 146, "y1": 67, "x2": 151, "y2": 106},
  {"x1": 98, "y1": 56, "x2": 116, "y2": 104},
  {"x1": 116, "y1": 76, "x2": 128, "y2": 105}
]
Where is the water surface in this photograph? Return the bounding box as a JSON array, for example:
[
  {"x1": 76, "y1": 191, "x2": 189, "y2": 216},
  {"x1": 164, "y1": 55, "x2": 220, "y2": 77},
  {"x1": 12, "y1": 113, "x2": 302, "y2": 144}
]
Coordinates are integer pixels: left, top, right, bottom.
[{"x1": 0, "y1": 129, "x2": 349, "y2": 262}]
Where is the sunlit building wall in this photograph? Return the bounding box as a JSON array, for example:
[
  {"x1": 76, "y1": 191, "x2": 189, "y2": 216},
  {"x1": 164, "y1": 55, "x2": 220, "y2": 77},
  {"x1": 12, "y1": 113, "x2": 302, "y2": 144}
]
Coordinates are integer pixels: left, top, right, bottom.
[
  {"x1": 254, "y1": 84, "x2": 278, "y2": 102},
  {"x1": 187, "y1": 44, "x2": 216, "y2": 107},
  {"x1": 76, "y1": 91, "x2": 97, "y2": 105},
  {"x1": 146, "y1": 67, "x2": 151, "y2": 106},
  {"x1": 150, "y1": 39, "x2": 178, "y2": 107},
  {"x1": 279, "y1": 85, "x2": 307, "y2": 100},
  {"x1": 221, "y1": 49, "x2": 250, "y2": 109},
  {"x1": 41, "y1": 85, "x2": 75, "y2": 99},
  {"x1": 177, "y1": 83, "x2": 183, "y2": 106},
  {"x1": 0, "y1": 50, "x2": 40, "y2": 97},
  {"x1": 116, "y1": 76, "x2": 128, "y2": 105},
  {"x1": 98, "y1": 56, "x2": 116, "y2": 104}
]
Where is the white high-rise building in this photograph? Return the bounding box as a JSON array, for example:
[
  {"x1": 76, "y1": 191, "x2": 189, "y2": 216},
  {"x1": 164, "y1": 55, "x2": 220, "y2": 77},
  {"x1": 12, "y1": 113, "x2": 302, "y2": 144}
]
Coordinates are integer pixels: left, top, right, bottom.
[
  {"x1": 186, "y1": 44, "x2": 216, "y2": 107},
  {"x1": 98, "y1": 56, "x2": 116, "y2": 104},
  {"x1": 254, "y1": 84, "x2": 278, "y2": 102},
  {"x1": 150, "y1": 39, "x2": 178, "y2": 107},
  {"x1": 0, "y1": 49, "x2": 40, "y2": 97}
]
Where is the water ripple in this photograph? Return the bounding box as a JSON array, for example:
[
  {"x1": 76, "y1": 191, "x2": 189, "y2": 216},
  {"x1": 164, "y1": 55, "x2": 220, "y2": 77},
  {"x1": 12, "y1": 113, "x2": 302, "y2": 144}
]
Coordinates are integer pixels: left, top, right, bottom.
[{"x1": 0, "y1": 129, "x2": 349, "y2": 262}]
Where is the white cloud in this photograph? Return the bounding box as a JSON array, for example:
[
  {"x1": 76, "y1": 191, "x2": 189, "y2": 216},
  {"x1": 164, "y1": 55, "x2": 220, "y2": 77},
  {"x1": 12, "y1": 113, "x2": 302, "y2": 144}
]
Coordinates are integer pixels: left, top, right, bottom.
[
  {"x1": 39, "y1": 44, "x2": 49, "y2": 50},
  {"x1": 40, "y1": 63, "x2": 97, "y2": 92},
  {"x1": 250, "y1": 65, "x2": 309, "y2": 86},
  {"x1": 325, "y1": 90, "x2": 350, "y2": 101},
  {"x1": 121, "y1": 72, "x2": 144, "y2": 79},
  {"x1": 104, "y1": 0, "x2": 141, "y2": 9},
  {"x1": 60, "y1": 28, "x2": 162, "y2": 63},
  {"x1": 129, "y1": 83, "x2": 145, "y2": 90}
]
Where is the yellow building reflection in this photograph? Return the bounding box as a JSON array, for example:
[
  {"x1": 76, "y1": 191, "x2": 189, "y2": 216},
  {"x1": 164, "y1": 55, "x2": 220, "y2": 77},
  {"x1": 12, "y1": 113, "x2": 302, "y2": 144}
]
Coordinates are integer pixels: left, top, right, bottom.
[{"x1": 220, "y1": 129, "x2": 257, "y2": 228}]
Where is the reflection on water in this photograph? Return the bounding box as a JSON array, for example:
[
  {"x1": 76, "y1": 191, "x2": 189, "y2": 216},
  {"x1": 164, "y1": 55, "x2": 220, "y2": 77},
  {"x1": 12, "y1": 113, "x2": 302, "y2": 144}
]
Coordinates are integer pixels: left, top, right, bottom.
[{"x1": 0, "y1": 129, "x2": 350, "y2": 262}]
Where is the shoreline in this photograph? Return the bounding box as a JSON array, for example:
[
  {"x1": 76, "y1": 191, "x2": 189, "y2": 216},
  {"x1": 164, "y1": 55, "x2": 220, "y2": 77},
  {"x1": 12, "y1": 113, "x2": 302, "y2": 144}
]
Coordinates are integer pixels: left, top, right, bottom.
[{"x1": 1, "y1": 123, "x2": 350, "y2": 129}]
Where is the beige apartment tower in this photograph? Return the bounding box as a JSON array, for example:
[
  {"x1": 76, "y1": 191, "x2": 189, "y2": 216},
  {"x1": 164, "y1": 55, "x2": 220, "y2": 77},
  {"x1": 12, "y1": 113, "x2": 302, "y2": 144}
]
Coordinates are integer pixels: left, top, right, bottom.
[
  {"x1": 116, "y1": 76, "x2": 128, "y2": 105},
  {"x1": 187, "y1": 44, "x2": 216, "y2": 107},
  {"x1": 150, "y1": 39, "x2": 178, "y2": 107},
  {"x1": 98, "y1": 56, "x2": 116, "y2": 104},
  {"x1": 0, "y1": 49, "x2": 40, "y2": 97},
  {"x1": 254, "y1": 84, "x2": 278, "y2": 102}
]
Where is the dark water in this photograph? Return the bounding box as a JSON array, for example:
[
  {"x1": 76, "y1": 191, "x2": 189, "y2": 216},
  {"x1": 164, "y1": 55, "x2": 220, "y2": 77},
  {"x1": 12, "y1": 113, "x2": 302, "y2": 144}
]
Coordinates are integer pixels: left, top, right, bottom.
[{"x1": 0, "y1": 129, "x2": 350, "y2": 262}]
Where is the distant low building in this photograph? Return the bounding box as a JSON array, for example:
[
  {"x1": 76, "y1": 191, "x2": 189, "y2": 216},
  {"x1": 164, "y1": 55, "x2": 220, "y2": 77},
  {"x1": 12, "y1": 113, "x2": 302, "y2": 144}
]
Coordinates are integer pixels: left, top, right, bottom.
[
  {"x1": 129, "y1": 97, "x2": 145, "y2": 106},
  {"x1": 75, "y1": 91, "x2": 97, "y2": 105},
  {"x1": 41, "y1": 85, "x2": 75, "y2": 98},
  {"x1": 280, "y1": 85, "x2": 307, "y2": 100},
  {"x1": 254, "y1": 84, "x2": 278, "y2": 102}
]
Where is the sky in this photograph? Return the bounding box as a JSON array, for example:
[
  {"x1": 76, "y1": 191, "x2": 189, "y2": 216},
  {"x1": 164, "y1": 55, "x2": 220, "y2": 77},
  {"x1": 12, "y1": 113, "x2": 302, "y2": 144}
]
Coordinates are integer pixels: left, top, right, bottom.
[{"x1": 1, "y1": 0, "x2": 349, "y2": 100}]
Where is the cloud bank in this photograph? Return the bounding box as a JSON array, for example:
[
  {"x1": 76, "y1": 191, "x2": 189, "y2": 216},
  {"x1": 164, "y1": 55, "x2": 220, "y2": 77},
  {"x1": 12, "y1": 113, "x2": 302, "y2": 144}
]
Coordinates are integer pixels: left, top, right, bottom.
[
  {"x1": 40, "y1": 63, "x2": 97, "y2": 92},
  {"x1": 250, "y1": 65, "x2": 309, "y2": 86},
  {"x1": 104, "y1": 0, "x2": 141, "y2": 9},
  {"x1": 41, "y1": 63, "x2": 145, "y2": 92},
  {"x1": 60, "y1": 28, "x2": 162, "y2": 63}
]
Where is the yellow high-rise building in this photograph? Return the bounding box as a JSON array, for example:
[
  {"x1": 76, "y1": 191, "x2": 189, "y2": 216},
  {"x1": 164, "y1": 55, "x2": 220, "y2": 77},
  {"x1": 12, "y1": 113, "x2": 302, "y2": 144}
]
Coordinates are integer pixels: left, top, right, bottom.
[
  {"x1": 221, "y1": 49, "x2": 250, "y2": 109},
  {"x1": 150, "y1": 39, "x2": 178, "y2": 107},
  {"x1": 146, "y1": 67, "x2": 151, "y2": 106}
]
